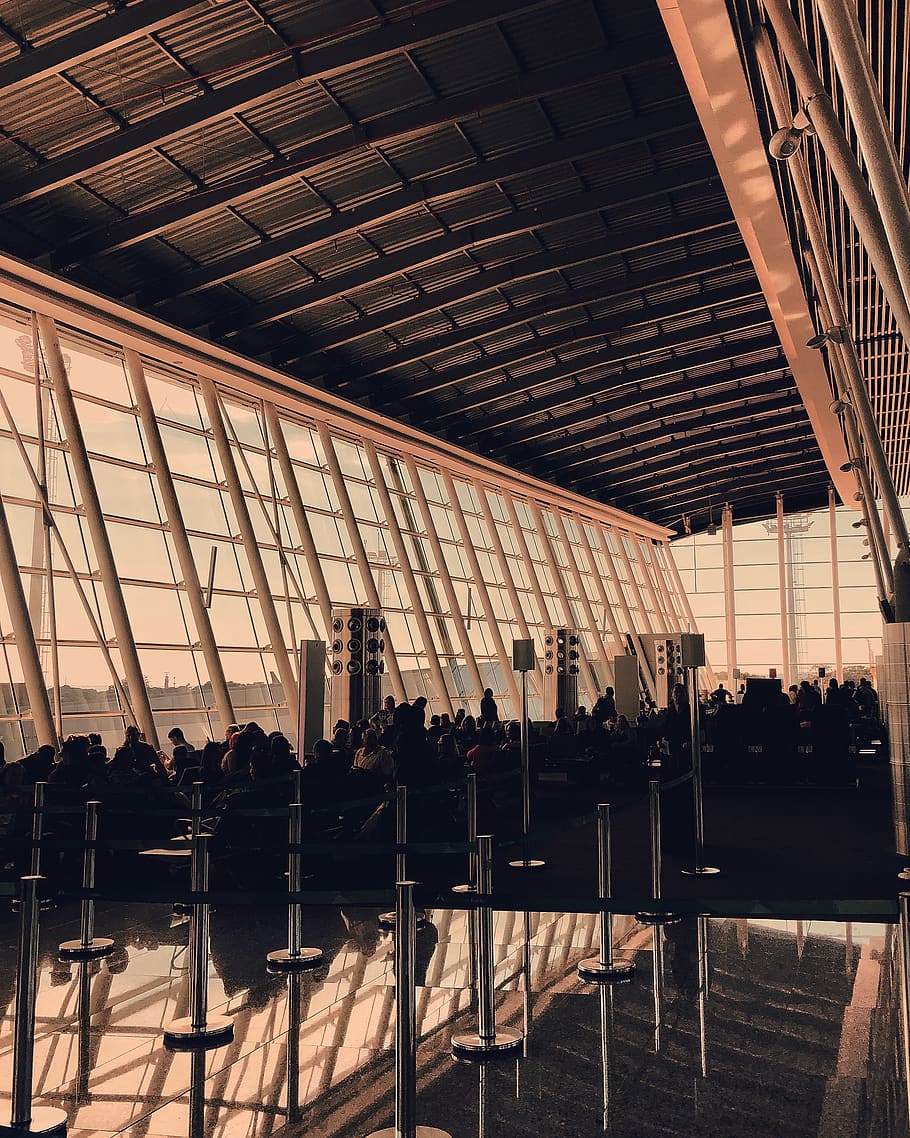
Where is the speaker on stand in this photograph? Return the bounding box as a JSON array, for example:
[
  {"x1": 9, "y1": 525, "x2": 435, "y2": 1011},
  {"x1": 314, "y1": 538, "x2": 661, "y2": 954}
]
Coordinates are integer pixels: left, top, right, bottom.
[
  {"x1": 543, "y1": 628, "x2": 580, "y2": 717},
  {"x1": 330, "y1": 608, "x2": 385, "y2": 724}
]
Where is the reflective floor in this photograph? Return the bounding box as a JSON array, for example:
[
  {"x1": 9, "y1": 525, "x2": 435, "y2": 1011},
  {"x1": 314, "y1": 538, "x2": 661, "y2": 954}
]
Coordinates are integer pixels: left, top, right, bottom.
[{"x1": 0, "y1": 899, "x2": 903, "y2": 1137}]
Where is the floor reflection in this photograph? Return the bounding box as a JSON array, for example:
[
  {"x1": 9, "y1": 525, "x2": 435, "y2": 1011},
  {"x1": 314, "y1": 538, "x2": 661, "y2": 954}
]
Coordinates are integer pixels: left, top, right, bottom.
[{"x1": 0, "y1": 903, "x2": 899, "y2": 1137}]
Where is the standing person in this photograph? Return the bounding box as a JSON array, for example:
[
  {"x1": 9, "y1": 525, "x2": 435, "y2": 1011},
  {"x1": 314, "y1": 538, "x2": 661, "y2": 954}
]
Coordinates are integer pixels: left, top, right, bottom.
[
  {"x1": 480, "y1": 688, "x2": 498, "y2": 724},
  {"x1": 592, "y1": 686, "x2": 616, "y2": 725}
]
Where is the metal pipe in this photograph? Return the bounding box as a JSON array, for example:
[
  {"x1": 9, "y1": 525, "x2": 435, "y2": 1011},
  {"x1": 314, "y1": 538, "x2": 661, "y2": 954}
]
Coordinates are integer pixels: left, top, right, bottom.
[
  {"x1": 79, "y1": 801, "x2": 99, "y2": 946},
  {"x1": 649, "y1": 780, "x2": 662, "y2": 902},
  {"x1": 129, "y1": 352, "x2": 237, "y2": 734},
  {"x1": 829, "y1": 487, "x2": 844, "y2": 679},
  {"x1": 0, "y1": 494, "x2": 55, "y2": 746},
  {"x1": 682, "y1": 666, "x2": 718, "y2": 878},
  {"x1": 453, "y1": 773, "x2": 478, "y2": 894},
  {"x1": 475, "y1": 836, "x2": 496, "y2": 1043},
  {"x1": 697, "y1": 916, "x2": 709, "y2": 1079},
  {"x1": 520, "y1": 669, "x2": 530, "y2": 839},
  {"x1": 37, "y1": 313, "x2": 159, "y2": 745},
  {"x1": 396, "y1": 785, "x2": 408, "y2": 884},
  {"x1": 30, "y1": 781, "x2": 45, "y2": 878},
  {"x1": 816, "y1": 0, "x2": 910, "y2": 340},
  {"x1": 11, "y1": 876, "x2": 41, "y2": 1127},
  {"x1": 597, "y1": 804, "x2": 612, "y2": 968},
  {"x1": 753, "y1": 18, "x2": 910, "y2": 556},
  {"x1": 395, "y1": 879, "x2": 417, "y2": 1138},
  {"x1": 286, "y1": 972, "x2": 302, "y2": 1124},
  {"x1": 777, "y1": 492, "x2": 790, "y2": 689},
  {"x1": 289, "y1": 803, "x2": 302, "y2": 957},
  {"x1": 190, "y1": 833, "x2": 210, "y2": 1031}
]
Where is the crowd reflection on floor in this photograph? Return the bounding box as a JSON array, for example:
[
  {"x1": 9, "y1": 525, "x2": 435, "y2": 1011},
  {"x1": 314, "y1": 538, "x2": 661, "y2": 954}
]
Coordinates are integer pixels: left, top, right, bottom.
[{"x1": 0, "y1": 900, "x2": 901, "y2": 1137}]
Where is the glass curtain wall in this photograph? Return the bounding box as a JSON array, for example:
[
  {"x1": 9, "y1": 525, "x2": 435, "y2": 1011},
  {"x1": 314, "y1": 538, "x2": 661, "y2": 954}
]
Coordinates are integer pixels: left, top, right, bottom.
[{"x1": 0, "y1": 300, "x2": 687, "y2": 753}]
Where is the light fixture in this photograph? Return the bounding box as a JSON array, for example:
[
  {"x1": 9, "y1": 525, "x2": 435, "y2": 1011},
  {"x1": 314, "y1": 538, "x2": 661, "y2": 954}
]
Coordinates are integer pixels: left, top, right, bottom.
[
  {"x1": 839, "y1": 458, "x2": 861, "y2": 472},
  {"x1": 830, "y1": 397, "x2": 851, "y2": 415},
  {"x1": 852, "y1": 519, "x2": 867, "y2": 529},
  {"x1": 861, "y1": 552, "x2": 872, "y2": 560},
  {"x1": 768, "y1": 108, "x2": 816, "y2": 162},
  {"x1": 808, "y1": 326, "x2": 847, "y2": 349},
  {"x1": 706, "y1": 501, "x2": 717, "y2": 536}
]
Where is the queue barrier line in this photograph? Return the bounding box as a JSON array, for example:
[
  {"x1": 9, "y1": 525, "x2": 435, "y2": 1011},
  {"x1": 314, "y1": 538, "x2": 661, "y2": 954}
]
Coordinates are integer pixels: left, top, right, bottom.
[
  {"x1": 660, "y1": 769, "x2": 695, "y2": 791},
  {"x1": 2, "y1": 835, "x2": 473, "y2": 856}
]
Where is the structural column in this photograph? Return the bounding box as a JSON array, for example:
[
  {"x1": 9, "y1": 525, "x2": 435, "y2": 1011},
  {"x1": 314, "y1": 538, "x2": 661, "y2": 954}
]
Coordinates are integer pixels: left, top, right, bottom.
[
  {"x1": 442, "y1": 471, "x2": 521, "y2": 711},
  {"x1": 317, "y1": 423, "x2": 406, "y2": 703},
  {"x1": 776, "y1": 492, "x2": 790, "y2": 689},
  {"x1": 721, "y1": 504, "x2": 737, "y2": 683},
  {"x1": 576, "y1": 519, "x2": 627, "y2": 662},
  {"x1": 504, "y1": 492, "x2": 558, "y2": 638},
  {"x1": 404, "y1": 455, "x2": 485, "y2": 703},
  {"x1": 612, "y1": 530, "x2": 656, "y2": 636},
  {"x1": 365, "y1": 441, "x2": 453, "y2": 717},
  {"x1": 130, "y1": 353, "x2": 236, "y2": 734},
  {"x1": 201, "y1": 379, "x2": 299, "y2": 713},
  {"x1": 0, "y1": 493, "x2": 56, "y2": 746},
  {"x1": 552, "y1": 509, "x2": 614, "y2": 689},
  {"x1": 828, "y1": 486, "x2": 844, "y2": 681},
  {"x1": 265, "y1": 405, "x2": 334, "y2": 640},
  {"x1": 594, "y1": 523, "x2": 658, "y2": 697},
  {"x1": 37, "y1": 314, "x2": 159, "y2": 746}
]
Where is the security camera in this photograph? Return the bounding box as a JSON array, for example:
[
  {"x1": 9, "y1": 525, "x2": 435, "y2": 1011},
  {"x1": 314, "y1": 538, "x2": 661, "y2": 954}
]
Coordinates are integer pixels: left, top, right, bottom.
[
  {"x1": 830, "y1": 398, "x2": 850, "y2": 415},
  {"x1": 769, "y1": 125, "x2": 803, "y2": 161}
]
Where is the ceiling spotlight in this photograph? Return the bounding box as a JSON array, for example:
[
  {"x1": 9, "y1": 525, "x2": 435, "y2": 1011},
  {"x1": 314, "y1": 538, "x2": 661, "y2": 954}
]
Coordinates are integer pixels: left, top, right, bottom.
[
  {"x1": 853, "y1": 490, "x2": 864, "y2": 502},
  {"x1": 768, "y1": 109, "x2": 815, "y2": 162},
  {"x1": 839, "y1": 458, "x2": 861, "y2": 472},
  {"x1": 831, "y1": 397, "x2": 851, "y2": 415},
  {"x1": 852, "y1": 519, "x2": 867, "y2": 528},
  {"x1": 706, "y1": 500, "x2": 717, "y2": 536},
  {"x1": 809, "y1": 326, "x2": 848, "y2": 349},
  {"x1": 861, "y1": 552, "x2": 872, "y2": 560}
]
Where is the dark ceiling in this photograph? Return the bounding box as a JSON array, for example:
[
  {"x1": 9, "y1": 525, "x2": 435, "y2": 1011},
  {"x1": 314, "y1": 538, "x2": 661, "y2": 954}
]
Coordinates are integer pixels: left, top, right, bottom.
[{"x1": 0, "y1": 0, "x2": 833, "y2": 529}]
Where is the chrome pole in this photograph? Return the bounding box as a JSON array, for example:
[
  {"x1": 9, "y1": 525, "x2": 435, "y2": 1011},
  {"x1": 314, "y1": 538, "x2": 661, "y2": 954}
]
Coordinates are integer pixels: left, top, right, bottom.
[
  {"x1": 164, "y1": 833, "x2": 233, "y2": 1050},
  {"x1": 380, "y1": 787, "x2": 427, "y2": 929},
  {"x1": 452, "y1": 773, "x2": 478, "y2": 894},
  {"x1": 509, "y1": 670, "x2": 544, "y2": 869},
  {"x1": 286, "y1": 972, "x2": 302, "y2": 1125},
  {"x1": 899, "y1": 893, "x2": 910, "y2": 1128},
  {"x1": 59, "y1": 800, "x2": 114, "y2": 960},
  {"x1": 267, "y1": 803, "x2": 323, "y2": 971},
  {"x1": 9, "y1": 875, "x2": 68, "y2": 1134},
  {"x1": 682, "y1": 670, "x2": 719, "y2": 876},
  {"x1": 452, "y1": 836, "x2": 522, "y2": 1056},
  {"x1": 579, "y1": 805, "x2": 634, "y2": 981},
  {"x1": 30, "y1": 782, "x2": 45, "y2": 877}
]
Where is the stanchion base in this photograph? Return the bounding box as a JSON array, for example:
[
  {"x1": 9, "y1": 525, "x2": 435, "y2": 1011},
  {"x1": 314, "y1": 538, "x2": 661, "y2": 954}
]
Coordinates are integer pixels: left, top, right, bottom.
[
  {"x1": 172, "y1": 902, "x2": 194, "y2": 915},
  {"x1": 58, "y1": 937, "x2": 114, "y2": 961},
  {"x1": 898, "y1": 868, "x2": 910, "y2": 881},
  {"x1": 507, "y1": 859, "x2": 545, "y2": 870},
  {"x1": 450, "y1": 883, "x2": 475, "y2": 894},
  {"x1": 163, "y1": 1015, "x2": 234, "y2": 1051},
  {"x1": 377, "y1": 909, "x2": 429, "y2": 930},
  {"x1": 265, "y1": 947, "x2": 324, "y2": 973},
  {"x1": 681, "y1": 866, "x2": 721, "y2": 876},
  {"x1": 10, "y1": 899, "x2": 55, "y2": 914},
  {"x1": 634, "y1": 912, "x2": 682, "y2": 926},
  {"x1": 452, "y1": 1027, "x2": 523, "y2": 1057},
  {"x1": 365, "y1": 1128, "x2": 452, "y2": 1138},
  {"x1": 577, "y1": 956, "x2": 635, "y2": 983},
  {"x1": 0, "y1": 1106, "x2": 69, "y2": 1135}
]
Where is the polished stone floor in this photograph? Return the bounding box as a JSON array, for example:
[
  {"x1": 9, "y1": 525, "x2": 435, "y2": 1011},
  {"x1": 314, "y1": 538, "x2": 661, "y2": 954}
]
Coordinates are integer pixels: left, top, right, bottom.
[{"x1": 0, "y1": 898, "x2": 902, "y2": 1137}]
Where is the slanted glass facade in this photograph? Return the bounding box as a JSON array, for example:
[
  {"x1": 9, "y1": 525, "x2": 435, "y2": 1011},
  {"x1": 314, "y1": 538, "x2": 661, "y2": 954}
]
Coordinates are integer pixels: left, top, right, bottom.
[{"x1": 0, "y1": 284, "x2": 691, "y2": 754}]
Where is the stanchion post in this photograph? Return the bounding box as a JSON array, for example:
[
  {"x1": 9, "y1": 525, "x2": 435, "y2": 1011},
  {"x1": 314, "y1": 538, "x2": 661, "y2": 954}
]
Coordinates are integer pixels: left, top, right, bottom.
[
  {"x1": 5, "y1": 875, "x2": 68, "y2": 1136},
  {"x1": 681, "y1": 665, "x2": 719, "y2": 876},
  {"x1": 267, "y1": 803, "x2": 323, "y2": 972},
  {"x1": 365, "y1": 881, "x2": 451, "y2": 1138},
  {"x1": 30, "y1": 782, "x2": 45, "y2": 877},
  {"x1": 636, "y1": 782, "x2": 679, "y2": 925},
  {"x1": 379, "y1": 787, "x2": 427, "y2": 929},
  {"x1": 509, "y1": 654, "x2": 545, "y2": 871},
  {"x1": 452, "y1": 773, "x2": 478, "y2": 894},
  {"x1": 172, "y1": 782, "x2": 204, "y2": 916},
  {"x1": 579, "y1": 804, "x2": 634, "y2": 982},
  {"x1": 59, "y1": 801, "x2": 114, "y2": 960},
  {"x1": 164, "y1": 833, "x2": 233, "y2": 1050},
  {"x1": 452, "y1": 836, "x2": 523, "y2": 1056}
]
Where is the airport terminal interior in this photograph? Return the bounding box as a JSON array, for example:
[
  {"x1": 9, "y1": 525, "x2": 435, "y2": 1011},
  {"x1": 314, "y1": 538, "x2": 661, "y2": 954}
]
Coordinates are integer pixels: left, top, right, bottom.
[{"x1": 2, "y1": 0, "x2": 910, "y2": 1134}]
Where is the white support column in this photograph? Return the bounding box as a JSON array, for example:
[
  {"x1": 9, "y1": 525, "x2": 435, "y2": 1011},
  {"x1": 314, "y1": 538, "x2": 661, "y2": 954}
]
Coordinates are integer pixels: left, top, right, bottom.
[
  {"x1": 613, "y1": 530, "x2": 656, "y2": 635},
  {"x1": 593, "y1": 523, "x2": 658, "y2": 696},
  {"x1": 442, "y1": 470, "x2": 521, "y2": 712},
  {"x1": 37, "y1": 314, "x2": 159, "y2": 746},
  {"x1": 0, "y1": 493, "x2": 56, "y2": 746},
  {"x1": 317, "y1": 423, "x2": 406, "y2": 703},
  {"x1": 722, "y1": 504, "x2": 737, "y2": 684},
  {"x1": 829, "y1": 486, "x2": 844, "y2": 681},
  {"x1": 575, "y1": 519, "x2": 626, "y2": 661},
  {"x1": 129, "y1": 352, "x2": 236, "y2": 734},
  {"x1": 551, "y1": 510, "x2": 614, "y2": 690},
  {"x1": 365, "y1": 441, "x2": 453, "y2": 717},
  {"x1": 662, "y1": 542, "x2": 719, "y2": 689},
  {"x1": 637, "y1": 538, "x2": 674, "y2": 633},
  {"x1": 201, "y1": 379, "x2": 299, "y2": 714},
  {"x1": 404, "y1": 455, "x2": 485, "y2": 704},
  {"x1": 527, "y1": 500, "x2": 597, "y2": 705},
  {"x1": 473, "y1": 481, "x2": 538, "y2": 664},
  {"x1": 265, "y1": 405, "x2": 335, "y2": 641},
  {"x1": 776, "y1": 492, "x2": 790, "y2": 689}
]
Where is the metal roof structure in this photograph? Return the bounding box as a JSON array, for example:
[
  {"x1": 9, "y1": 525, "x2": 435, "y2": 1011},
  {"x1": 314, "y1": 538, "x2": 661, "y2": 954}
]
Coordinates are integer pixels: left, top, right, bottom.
[{"x1": 0, "y1": 0, "x2": 891, "y2": 530}]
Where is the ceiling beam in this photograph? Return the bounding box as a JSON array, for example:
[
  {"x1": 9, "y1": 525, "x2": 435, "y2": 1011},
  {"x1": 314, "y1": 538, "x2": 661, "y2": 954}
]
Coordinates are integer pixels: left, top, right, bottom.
[
  {"x1": 213, "y1": 163, "x2": 720, "y2": 336},
  {"x1": 380, "y1": 308, "x2": 772, "y2": 413},
  {"x1": 459, "y1": 344, "x2": 785, "y2": 441},
  {"x1": 42, "y1": 31, "x2": 668, "y2": 262},
  {"x1": 526, "y1": 392, "x2": 806, "y2": 476},
  {"x1": 277, "y1": 236, "x2": 746, "y2": 362},
  {"x1": 482, "y1": 369, "x2": 793, "y2": 460},
  {"x1": 0, "y1": 0, "x2": 210, "y2": 99},
  {"x1": 0, "y1": 0, "x2": 568, "y2": 209},
  {"x1": 135, "y1": 103, "x2": 699, "y2": 301}
]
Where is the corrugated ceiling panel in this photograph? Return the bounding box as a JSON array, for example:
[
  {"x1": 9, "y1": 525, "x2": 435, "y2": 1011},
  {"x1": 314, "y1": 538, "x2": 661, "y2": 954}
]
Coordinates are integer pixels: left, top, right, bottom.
[
  {"x1": 0, "y1": 74, "x2": 118, "y2": 160},
  {"x1": 242, "y1": 84, "x2": 350, "y2": 151},
  {"x1": 538, "y1": 77, "x2": 636, "y2": 137},
  {"x1": 366, "y1": 210, "x2": 444, "y2": 256},
  {"x1": 377, "y1": 125, "x2": 476, "y2": 181},
  {"x1": 409, "y1": 26, "x2": 518, "y2": 100},
  {"x1": 231, "y1": 260, "x2": 313, "y2": 302},
  {"x1": 65, "y1": 38, "x2": 193, "y2": 128},
  {"x1": 235, "y1": 181, "x2": 332, "y2": 238},
  {"x1": 500, "y1": 1, "x2": 606, "y2": 71},
  {"x1": 324, "y1": 54, "x2": 432, "y2": 121},
  {"x1": 297, "y1": 232, "x2": 376, "y2": 279},
  {"x1": 8, "y1": 0, "x2": 107, "y2": 48},
  {"x1": 306, "y1": 148, "x2": 400, "y2": 210},
  {"x1": 159, "y1": 2, "x2": 279, "y2": 88},
  {"x1": 460, "y1": 103, "x2": 556, "y2": 163},
  {"x1": 88, "y1": 151, "x2": 195, "y2": 215},
  {"x1": 259, "y1": 0, "x2": 378, "y2": 45},
  {"x1": 434, "y1": 185, "x2": 514, "y2": 231}
]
